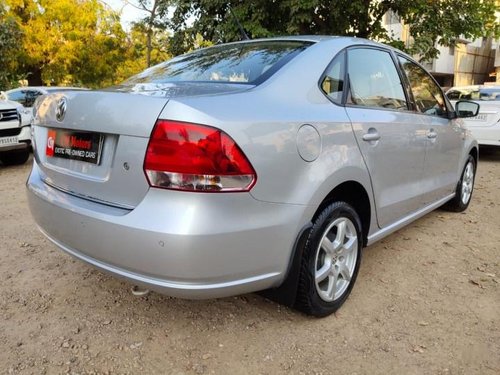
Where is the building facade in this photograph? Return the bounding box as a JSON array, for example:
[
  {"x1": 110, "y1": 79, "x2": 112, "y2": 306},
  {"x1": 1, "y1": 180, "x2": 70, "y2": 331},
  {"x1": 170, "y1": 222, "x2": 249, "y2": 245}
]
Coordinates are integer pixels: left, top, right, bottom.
[{"x1": 384, "y1": 11, "x2": 498, "y2": 88}]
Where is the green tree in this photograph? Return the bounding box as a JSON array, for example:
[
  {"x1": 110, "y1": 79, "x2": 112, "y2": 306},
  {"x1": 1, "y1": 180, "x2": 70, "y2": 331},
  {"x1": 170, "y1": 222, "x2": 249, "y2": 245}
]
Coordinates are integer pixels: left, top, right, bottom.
[
  {"x1": 115, "y1": 23, "x2": 172, "y2": 81},
  {"x1": 0, "y1": 3, "x2": 23, "y2": 89},
  {"x1": 403, "y1": 0, "x2": 500, "y2": 60},
  {"x1": 125, "y1": 0, "x2": 171, "y2": 67},
  {"x1": 169, "y1": 0, "x2": 500, "y2": 61},
  {"x1": 5, "y1": 0, "x2": 128, "y2": 87}
]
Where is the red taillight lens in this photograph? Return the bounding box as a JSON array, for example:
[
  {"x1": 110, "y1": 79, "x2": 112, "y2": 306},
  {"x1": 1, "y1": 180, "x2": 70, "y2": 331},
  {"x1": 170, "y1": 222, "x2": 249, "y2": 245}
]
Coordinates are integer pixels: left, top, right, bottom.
[{"x1": 144, "y1": 120, "x2": 256, "y2": 192}]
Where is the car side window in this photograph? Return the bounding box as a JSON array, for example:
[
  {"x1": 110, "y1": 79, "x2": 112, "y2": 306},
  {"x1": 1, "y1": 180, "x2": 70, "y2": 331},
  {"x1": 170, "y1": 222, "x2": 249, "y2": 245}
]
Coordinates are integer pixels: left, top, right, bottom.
[
  {"x1": 321, "y1": 51, "x2": 345, "y2": 104},
  {"x1": 347, "y1": 48, "x2": 408, "y2": 111},
  {"x1": 446, "y1": 90, "x2": 461, "y2": 100},
  {"x1": 398, "y1": 56, "x2": 447, "y2": 117}
]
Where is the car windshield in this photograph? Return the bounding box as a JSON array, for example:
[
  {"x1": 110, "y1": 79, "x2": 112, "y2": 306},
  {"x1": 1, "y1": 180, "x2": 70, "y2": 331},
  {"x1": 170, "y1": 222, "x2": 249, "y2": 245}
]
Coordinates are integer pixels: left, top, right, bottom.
[
  {"x1": 477, "y1": 88, "x2": 500, "y2": 100},
  {"x1": 123, "y1": 41, "x2": 313, "y2": 86},
  {"x1": 447, "y1": 87, "x2": 500, "y2": 101}
]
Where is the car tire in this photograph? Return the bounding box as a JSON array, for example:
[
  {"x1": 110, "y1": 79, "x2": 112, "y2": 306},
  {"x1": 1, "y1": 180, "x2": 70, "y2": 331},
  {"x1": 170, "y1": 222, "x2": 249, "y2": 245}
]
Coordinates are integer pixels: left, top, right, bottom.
[
  {"x1": 0, "y1": 149, "x2": 30, "y2": 166},
  {"x1": 443, "y1": 155, "x2": 476, "y2": 212},
  {"x1": 295, "y1": 201, "x2": 362, "y2": 317}
]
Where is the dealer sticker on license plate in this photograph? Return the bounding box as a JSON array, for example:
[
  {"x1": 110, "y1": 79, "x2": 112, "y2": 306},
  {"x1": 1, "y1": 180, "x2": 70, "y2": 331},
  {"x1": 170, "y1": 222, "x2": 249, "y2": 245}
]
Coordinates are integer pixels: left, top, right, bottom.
[{"x1": 46, "y1": 129, "x2": 104, "y2": 165}]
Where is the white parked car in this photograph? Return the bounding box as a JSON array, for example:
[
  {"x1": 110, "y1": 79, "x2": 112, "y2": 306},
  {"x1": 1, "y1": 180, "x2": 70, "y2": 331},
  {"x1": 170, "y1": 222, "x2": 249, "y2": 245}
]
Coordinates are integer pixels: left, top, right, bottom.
[
  {"x1": 0, "y1": 98, "x2": 32, "y2": 165},
  {"x1": 5, "y1": 86, "x2": 88, "y2": 109},
  {"x1": 446, "y1": 85, "x2": 500, "y2": 147},
  {"x1": 5, "y1": 86, "x2": 89, "y2": 127}
]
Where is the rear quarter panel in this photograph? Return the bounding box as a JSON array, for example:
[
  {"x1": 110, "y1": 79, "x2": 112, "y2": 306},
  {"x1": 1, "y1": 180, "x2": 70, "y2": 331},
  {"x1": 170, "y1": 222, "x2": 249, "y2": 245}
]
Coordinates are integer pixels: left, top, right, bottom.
[{"x1": 158, "y1": 39, "x2": 377, "y2": 232}]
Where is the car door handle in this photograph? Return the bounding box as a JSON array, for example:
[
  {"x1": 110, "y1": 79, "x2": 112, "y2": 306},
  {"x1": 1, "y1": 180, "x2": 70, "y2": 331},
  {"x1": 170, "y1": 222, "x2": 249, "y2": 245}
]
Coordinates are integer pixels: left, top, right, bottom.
[
  {"x1": 362, "y1": 130, "x2": 380, "y2": 142},
  {"x1": 427, "y1": 130, "x2": 437, "y2": 139}
]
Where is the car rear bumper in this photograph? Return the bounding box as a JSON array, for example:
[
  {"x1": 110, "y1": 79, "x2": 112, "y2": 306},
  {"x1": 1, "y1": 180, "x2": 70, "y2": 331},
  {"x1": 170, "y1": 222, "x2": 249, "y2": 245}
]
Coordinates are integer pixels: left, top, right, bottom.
[
  {"x1": 468, "y1": 125, "x2": 500, "y2": 146},
  {"x1": 0, "y1": 142, "x2": 29, "y2": 152},
  {"x1": 27, "y1": 161, "x2": 311, "y2": 299}
]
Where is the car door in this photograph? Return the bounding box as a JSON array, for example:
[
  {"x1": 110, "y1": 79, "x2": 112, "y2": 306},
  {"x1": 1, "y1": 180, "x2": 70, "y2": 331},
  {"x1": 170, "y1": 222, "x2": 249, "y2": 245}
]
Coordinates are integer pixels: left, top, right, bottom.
[
  {"x1": 344, "y1": 47, "x2": 428, "y2": 228},
  {"x1": 397, "y1": 56, "x2": 463, "y2": 205}
]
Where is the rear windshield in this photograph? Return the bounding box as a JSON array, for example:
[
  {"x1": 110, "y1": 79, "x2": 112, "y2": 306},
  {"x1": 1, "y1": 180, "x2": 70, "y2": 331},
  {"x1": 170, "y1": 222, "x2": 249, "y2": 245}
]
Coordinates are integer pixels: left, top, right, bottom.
[{"x1": 123, "y1": 41, "x2": 312, "y2": 85}]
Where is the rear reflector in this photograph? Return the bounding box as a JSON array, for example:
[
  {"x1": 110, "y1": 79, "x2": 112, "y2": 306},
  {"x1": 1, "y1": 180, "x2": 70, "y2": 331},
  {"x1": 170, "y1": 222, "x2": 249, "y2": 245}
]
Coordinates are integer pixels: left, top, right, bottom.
[{"x1": 144, "y1": 120, "x2": 256, "y2": 192}]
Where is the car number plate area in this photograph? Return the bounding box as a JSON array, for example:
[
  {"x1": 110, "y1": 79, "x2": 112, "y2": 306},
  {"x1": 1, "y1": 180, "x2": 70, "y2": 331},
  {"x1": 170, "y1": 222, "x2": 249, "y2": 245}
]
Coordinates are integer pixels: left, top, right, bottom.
[
  {"x1": 46, "y1": 129, "x2": 104, "y2": 165},
  {"x1": 0, "y1": 136, "x2": 18, "y2": 146},
  {"x1": 469, "y1": 114, "x2": 487, "y2": 121}
]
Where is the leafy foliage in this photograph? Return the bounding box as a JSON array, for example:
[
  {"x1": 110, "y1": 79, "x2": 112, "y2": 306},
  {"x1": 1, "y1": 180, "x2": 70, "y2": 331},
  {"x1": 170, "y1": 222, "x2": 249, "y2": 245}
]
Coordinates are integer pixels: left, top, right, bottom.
[
  {"x1": 125, "y1": 0, "x2": 171, "y2": 67},
  {"x1": 2, "y1": 0, "x2": 498, "y2": 89},
  {"x1": 402, "y1": 0, "x2": 500, "y2": 60},
  {"x1": 114, "y1": 24, "x2": 172, "y2": 81},
  {"x1": 169, "y1": 0, "x2": 500, "y2": 61},
  {"x1": 0, "y1": 4, "x2": 24, "y2": 89},
  {"x1": 4, "y1": 0, "x2": 128, "y2": 87}
]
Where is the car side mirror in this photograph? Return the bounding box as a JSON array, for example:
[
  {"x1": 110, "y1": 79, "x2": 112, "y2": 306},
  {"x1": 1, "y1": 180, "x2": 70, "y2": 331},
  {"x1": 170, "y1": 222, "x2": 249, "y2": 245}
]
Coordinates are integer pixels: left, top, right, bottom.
[{"x1": 455, "y1": 100, "x2": 480, "y2": 118}]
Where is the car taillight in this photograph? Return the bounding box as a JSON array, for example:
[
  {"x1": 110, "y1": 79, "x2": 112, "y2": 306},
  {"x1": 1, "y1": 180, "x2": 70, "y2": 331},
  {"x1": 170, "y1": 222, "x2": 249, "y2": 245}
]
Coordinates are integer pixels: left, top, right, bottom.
[{"x1": 144, "y1": 120, "x2": 256, "y2": 192}]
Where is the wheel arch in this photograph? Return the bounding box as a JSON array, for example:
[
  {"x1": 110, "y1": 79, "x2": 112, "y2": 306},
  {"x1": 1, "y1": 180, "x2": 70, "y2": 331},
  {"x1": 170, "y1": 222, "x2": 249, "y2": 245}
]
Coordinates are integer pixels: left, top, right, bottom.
[
  {"x1": 261, "y1": 179, "x2": 373, "y2": 308},
  {"x1": 312, "y1": 181, "x2": 371, "y2": 247},
  {"x1": 469, "y1": 146, "x2": 478, "y2": 166}
]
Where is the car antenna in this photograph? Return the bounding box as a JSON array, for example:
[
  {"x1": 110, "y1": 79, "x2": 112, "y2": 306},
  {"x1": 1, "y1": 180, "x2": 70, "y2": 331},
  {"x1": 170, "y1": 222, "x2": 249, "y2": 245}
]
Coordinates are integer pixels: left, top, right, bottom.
[{"x1": 228, "y1": 5, "x2": 250, "y2": 40}]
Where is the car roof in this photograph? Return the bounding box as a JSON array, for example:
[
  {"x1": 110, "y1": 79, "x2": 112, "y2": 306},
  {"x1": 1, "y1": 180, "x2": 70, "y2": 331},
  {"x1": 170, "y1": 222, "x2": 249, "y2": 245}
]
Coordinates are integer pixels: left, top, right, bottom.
[
  {"x1": 215, "y1": 35, "x2": 399, "y2": 49},
  {"x1": 447, "y1": 85, "x2": 500, "y2": 92},
  {"x1": 187, "y1": 36, "x2": 414, "y2": 64}
]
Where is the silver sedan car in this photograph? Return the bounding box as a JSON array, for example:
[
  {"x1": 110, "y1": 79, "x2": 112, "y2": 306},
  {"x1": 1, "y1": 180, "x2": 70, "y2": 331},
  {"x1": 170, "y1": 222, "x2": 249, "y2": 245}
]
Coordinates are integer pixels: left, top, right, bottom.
[{"x1": 27, "y1": 37, "x2": 479, "y2": 317}]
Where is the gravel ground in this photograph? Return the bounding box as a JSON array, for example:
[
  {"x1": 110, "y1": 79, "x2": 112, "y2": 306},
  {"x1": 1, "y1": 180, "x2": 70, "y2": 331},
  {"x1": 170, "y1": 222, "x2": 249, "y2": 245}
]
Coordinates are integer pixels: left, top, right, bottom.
[{"x1": 0, "y1": 152, "x2": 499, "y2": 375}]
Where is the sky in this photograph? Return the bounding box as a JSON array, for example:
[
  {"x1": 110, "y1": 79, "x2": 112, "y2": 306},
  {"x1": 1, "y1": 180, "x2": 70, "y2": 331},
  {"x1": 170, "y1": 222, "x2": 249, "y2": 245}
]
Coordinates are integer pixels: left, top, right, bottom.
[{"x1": 102, "y1": 0, "x2": 149, "y2": 29}]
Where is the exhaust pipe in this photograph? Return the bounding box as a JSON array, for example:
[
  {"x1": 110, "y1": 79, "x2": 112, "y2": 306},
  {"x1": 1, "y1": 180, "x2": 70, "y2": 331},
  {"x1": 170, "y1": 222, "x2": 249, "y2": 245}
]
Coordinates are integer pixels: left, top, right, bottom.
[{"x1": 131, "y1": 285, "x2": 150, "y2": 296}]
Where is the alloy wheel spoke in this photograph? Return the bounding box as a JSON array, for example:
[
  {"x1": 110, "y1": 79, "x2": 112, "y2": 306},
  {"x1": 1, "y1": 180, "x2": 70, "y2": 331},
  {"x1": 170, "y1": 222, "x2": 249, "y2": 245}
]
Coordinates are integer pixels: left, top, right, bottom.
[
  {"x1": 343, "y1": 236, "x2": 356, "y2": 254},
  {"x1": 338, "y1": 261, "x2": 352, "y2": 282},
  {"x1": 326, "y1": 271, "x2": 338, "y2": 300},
  {"x1": 321, "y1": 237, "x2": 335, "y2": 255},
  {"x1": 332, "y1": 220, "x2": 347, "y2": 251},
  {"x1": 315, "y1": 263, "x2": 331, "y2": 283}
]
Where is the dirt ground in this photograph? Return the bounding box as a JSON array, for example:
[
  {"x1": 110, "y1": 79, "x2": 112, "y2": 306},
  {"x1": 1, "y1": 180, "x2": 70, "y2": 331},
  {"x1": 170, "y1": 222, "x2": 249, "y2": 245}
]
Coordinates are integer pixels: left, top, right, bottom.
[{"x1": 0, "y1": 152, "x2": 499, "y2": 375}]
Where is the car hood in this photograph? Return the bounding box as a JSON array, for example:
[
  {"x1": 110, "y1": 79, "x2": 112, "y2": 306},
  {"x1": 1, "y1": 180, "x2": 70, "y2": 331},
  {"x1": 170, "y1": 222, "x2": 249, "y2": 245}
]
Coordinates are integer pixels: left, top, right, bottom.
[{"x1": 0, "y1": 99, "x2": 22, "y2": 110}]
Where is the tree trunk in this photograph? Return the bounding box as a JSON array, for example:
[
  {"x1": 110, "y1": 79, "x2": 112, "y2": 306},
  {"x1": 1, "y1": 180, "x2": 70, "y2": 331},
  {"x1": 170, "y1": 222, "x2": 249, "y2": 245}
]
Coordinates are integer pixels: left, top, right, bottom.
[
  {"x1": 146, "y1": 0, "x2": 158, "y2": 68},
  {"x1": 27, "y1": 66, "x2": 43, "y2": 86},
  {"x1": 146, "y1": 29, "x2": 152, "y2": 68}
]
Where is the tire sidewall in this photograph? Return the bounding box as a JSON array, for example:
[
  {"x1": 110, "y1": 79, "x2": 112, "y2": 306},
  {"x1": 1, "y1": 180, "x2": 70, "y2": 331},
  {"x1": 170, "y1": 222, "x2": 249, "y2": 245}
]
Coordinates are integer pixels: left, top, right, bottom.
[
  {"x1": 302, "y1": 202, "x2": 363, "y2": 316},
  {"x1": 456, "y1": 155, "x2": 476, "y2": 210},
  {"x1": 0, "y1": 150, "x2": 29, "y2": 166}
]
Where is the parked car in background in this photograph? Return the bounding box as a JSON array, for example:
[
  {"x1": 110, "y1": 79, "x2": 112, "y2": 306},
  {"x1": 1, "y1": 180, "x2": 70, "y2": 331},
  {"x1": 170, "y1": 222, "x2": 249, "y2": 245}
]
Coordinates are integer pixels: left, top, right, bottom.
[
  {"x1": 446, "y1": 85, "x2": 500, "y2": 147},
  {"x1": 27, "y1": 37, "x2": 479, "y2": 316},
  {"x1": 5, "y1": 86, "x2": 89, "y2": 109},
  {"x1": 0, "y1": 98, "x2": 32, "y2": 165}
]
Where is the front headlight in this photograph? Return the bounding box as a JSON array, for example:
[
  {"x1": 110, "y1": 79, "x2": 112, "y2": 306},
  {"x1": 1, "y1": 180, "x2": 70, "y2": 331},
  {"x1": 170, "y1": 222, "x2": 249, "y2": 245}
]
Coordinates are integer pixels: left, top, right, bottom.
[
  {"x1": 19, "y1": 107, "x2": 32, "y2": 116},
  {"x1": 16, "y1": 107, "x2": 33, "y2": 126}
]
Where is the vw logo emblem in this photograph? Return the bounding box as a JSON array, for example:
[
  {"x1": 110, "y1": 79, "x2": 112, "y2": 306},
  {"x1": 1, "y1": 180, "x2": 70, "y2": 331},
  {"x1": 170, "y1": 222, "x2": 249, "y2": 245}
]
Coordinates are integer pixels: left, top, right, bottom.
[{"x1": 56, "y1": 97, "x2": 67, "y2": 122}]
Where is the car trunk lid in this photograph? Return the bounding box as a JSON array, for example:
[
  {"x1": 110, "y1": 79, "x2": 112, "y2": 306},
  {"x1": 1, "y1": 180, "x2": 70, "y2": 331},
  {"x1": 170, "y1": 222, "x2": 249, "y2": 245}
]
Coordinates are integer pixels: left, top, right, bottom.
[
  {"x1": 32, "y1": 85, "x2": 252, "y2": 209},
  {"x1": 32, "y1": 91, "x2": 169, "y2": 209}
]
